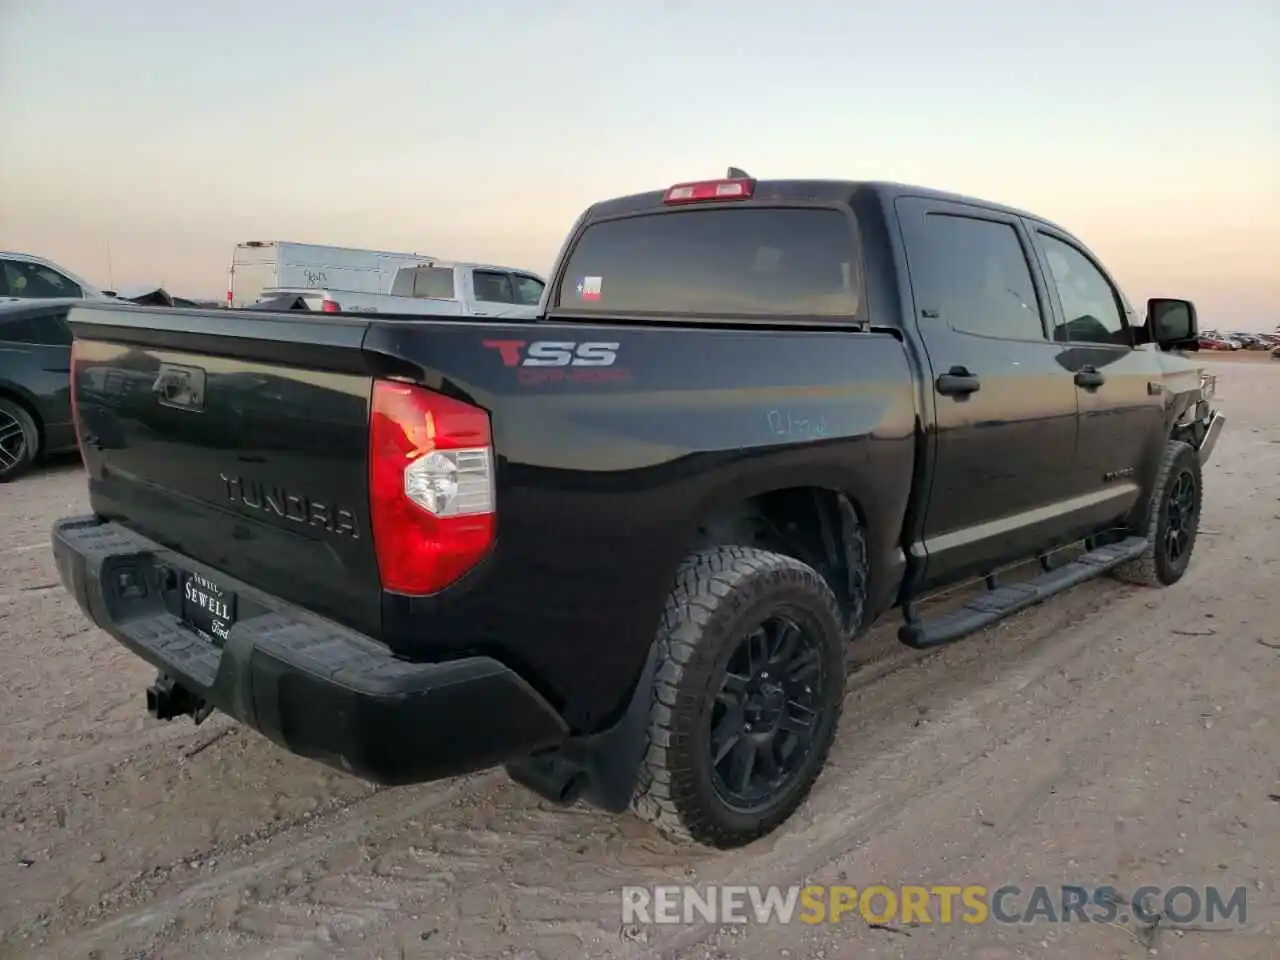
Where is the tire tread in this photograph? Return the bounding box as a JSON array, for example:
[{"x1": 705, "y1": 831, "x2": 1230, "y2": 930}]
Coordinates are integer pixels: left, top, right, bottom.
[{"x1": 629, "y1": 545, "x2": 847, "y2": 847}]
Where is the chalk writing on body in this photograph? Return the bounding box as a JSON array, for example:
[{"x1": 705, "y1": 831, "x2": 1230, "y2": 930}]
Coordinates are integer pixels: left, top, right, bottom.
[{"x1": 766, "y1": 408, "x2": 830, "y2": 440}]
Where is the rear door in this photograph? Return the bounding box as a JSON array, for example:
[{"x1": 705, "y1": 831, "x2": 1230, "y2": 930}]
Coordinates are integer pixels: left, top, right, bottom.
[{"x1": 895, "y1": 197, "x2": 1081, "y2": 587}]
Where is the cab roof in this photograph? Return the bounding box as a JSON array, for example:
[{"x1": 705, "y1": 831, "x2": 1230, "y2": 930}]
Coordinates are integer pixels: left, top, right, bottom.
[{"x1": 585, "y1": 179, "x2": 1070, "y2": 234}]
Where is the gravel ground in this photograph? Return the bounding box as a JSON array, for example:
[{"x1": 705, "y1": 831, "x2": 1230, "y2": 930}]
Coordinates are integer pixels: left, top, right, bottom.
[{"x1": 0, "y1": 357, "x2": 1276, "y2": 960}]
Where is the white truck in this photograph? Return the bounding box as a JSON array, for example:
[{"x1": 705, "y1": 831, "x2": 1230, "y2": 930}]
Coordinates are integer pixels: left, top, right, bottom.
[
  {"x1": 252, "y1": 260, "x2": 548, "y2": 319},
  {"x1": 226, "y1": 241, "x2": 438, "y2": 308}
]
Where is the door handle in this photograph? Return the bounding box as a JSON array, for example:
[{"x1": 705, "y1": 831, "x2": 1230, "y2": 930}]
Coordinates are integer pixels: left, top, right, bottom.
[
  {"x1": 1074, "y1": 366, "x2": 1105, "y2": 390},
  {"x1": 936, "y1": 366, "x2": 981, "y2": 396}
]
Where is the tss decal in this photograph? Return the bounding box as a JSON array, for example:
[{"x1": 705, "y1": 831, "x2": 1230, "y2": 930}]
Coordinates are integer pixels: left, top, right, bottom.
[
  {"x1": 483, "y1": 340, "x2": 620, "y2": 367},
  {"x1": 482, "y1": 339, "x2": 631, "y2": 384}
]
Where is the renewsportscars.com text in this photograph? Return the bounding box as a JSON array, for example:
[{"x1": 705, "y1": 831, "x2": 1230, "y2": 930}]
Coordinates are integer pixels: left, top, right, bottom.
[{"x1": 621, "y1": 884, "x2": 1249, "y2": 926}]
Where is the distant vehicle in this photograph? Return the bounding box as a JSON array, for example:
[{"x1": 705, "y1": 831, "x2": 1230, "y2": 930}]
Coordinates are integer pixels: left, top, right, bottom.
[
  {"x1": 252, "y1": 261, "x2": 547, "y2": 318},
  {"x1": 1198, "y1": 336, "x2": 1233, "y2": 351},
  {"x1": 0, "y1": 252, "x2": 116, "y2": 304},
  {"x1": 1198, "y1": 332, "x2": 1241, "y2": 351},
  {"x1": 226, "y1": 241, "x2": 438, "y2": 308},
  {"x1": 0, "y1": 299, "x2": 78, "y2": 480}
]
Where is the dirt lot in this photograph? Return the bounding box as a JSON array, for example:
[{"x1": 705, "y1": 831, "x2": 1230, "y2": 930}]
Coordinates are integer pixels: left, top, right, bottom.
[{"x1": 1, "y1": 357, "x2": 1277, "y2": 960}]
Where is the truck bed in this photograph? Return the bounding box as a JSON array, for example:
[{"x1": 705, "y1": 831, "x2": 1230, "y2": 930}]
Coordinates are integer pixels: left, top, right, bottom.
[{"x1": 65, "y1": 301, "x2": 917, "y2": 727}]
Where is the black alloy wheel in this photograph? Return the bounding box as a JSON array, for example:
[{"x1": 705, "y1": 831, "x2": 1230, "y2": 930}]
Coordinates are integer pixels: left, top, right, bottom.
[
  {"x1": 1162, "y1": 467, "x2": 1198, "y2": 568},
  {"x1": 708, "y1": 614, "x2": 824, "y2": 812}
]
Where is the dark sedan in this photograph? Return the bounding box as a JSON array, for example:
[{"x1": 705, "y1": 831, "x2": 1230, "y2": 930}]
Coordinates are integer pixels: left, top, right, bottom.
[{"x1": 0, "y1": 299, "x2": 79, "y2": 480}]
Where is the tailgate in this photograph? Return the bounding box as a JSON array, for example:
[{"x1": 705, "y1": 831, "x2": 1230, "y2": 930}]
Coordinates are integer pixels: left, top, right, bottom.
[{"x1": 67, "y1": 303, "x2": 384, "y2": 636}]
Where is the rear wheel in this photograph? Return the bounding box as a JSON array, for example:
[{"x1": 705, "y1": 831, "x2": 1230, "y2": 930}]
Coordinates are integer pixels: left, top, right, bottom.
[
  {"x1": 629, "y1": 546, "x2": 848, "y2": 848},
  {"x1": 0, "y1": 398, "x2": 38, "y2": 483},
  {"x1": 1111, "y1": 439, "x2": 1202, "y2": 587}
]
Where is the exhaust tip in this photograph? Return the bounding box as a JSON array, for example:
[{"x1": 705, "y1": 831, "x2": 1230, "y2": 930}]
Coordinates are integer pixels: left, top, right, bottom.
[
  {"x1": 505, "y1": 755, "x2": 589, "y2": 807},
  {"x1": 558, "y1": 771, "x2": 588, "y2": 805}
]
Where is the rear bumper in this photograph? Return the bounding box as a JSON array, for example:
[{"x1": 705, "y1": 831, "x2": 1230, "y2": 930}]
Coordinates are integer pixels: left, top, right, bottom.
[{"x1": 51, "y1": 516, "x2": 569, "y2": 785}]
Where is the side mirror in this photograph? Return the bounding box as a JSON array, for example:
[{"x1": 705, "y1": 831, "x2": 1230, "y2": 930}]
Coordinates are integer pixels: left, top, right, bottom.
[{"x1": 1147, "y1": 298, "x2": 1198, "y2": 349}]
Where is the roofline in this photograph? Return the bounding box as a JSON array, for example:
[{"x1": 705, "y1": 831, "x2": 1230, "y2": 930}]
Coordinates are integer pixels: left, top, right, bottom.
[{"x1": 581, "y1": 178, "x2": 1076, "y2": 236}]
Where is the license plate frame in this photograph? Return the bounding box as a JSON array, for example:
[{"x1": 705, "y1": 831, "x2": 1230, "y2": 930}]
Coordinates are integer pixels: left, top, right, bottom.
[{"x1": 181, "y1": 570, "x2": 237, "y2": 645}]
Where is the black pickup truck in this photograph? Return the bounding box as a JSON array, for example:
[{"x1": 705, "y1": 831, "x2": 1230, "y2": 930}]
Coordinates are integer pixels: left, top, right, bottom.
[{"x1": 52, "y1": 175, "x2": 1223, "y2": 848}]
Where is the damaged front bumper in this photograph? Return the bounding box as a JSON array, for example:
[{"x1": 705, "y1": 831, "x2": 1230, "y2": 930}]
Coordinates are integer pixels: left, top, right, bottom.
[
  {"x1": 1192, "y1": 371, "x2": 1224, "y2": 465},
  {"x1": 1198, "y1": 409, "x2": 1225, "y2": 465}
]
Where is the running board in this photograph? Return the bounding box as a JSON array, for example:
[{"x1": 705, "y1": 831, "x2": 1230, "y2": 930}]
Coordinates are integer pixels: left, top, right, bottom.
[{"x1": 898, "y1": 536, "x2": 1149, "y2": 650}]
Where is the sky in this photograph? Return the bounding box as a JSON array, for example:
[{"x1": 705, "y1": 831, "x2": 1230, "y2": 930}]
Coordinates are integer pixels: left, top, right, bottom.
[{"x1": 1, "y1": 0, "x2": 1276, "y2": 328}]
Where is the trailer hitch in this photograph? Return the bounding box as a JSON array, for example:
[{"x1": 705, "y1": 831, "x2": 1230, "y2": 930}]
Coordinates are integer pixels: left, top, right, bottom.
[{"x1": 146, "y1": 673, "x2": 213, "y2": 724}]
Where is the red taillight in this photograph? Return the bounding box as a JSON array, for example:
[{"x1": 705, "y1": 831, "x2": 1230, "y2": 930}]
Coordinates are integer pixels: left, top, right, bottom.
[
  {"x1": 663, "y1": 177, "x2": 755, "y2": 204},
  {"x1": 322, "y1": 298, "x2": 341, "y2": 312},
  {"x1": 69, "y1": 338, "x2": 85, "y2": 455},
  {"x1": 368, "y1": 381, "x2": 495, "y2": 595}
]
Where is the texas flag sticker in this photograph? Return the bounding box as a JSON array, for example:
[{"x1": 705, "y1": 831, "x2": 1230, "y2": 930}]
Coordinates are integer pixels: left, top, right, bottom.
[{"x1": 577, "y1": 276, "x2": 603, "y2": 301}]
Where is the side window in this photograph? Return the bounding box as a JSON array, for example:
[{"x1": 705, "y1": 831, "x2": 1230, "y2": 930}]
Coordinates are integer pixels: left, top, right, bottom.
[
  {"x1": 1036, "y1": 234, "x2": 1128, "y2": 345},
  {"x1": 0, "y1": 311, "x2": 73, "y2": 346},
  {"x1": 511, "y1": 275, "x2": 545, "y2": 307},
  {"x1": 1, "y1": 260, "x2": 83, "y2": 299},
  {"x1": 473, "y1": 270, "x2": 514, "y2": 304},
  {"x1": 920, "y1": 214, "x2": 1045, "y2": 340}
]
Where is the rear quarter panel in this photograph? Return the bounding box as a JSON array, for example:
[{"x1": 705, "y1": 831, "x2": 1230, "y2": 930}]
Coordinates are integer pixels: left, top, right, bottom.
[{"x1": 366, "y1": 319, "x2": 918, "y2": 728}]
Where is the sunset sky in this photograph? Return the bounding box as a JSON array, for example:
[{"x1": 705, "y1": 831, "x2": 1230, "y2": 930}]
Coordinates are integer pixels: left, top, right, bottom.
[{"x1": 1, "y1": 0, "x2": 1275, "y2": 328}]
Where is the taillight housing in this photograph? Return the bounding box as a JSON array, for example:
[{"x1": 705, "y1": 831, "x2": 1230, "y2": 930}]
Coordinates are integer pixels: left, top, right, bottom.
[
  {"x1": 368, "y1": 381, "x2": 495, "y2": 595},
  {"x1": 321, "y1": 298, "x2": 341, "y2": 313},
  {"x1": 663, "y1": 177, "x2": 755, "y2": 204},
  {"x1": 69, "y1": 338, "x2": 85, "y2": 455}
]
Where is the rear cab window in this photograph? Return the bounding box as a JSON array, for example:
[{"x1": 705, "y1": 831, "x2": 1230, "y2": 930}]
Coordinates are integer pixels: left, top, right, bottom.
[
  {"x1": 393, "y1": 265, "x2": 456, "y2": 299},
  {"x1": 553, "y1": 207, "x2": 862, "y2": 318}
]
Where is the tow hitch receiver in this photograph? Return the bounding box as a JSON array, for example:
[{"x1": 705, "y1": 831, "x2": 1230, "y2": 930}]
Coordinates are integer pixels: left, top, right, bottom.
[{"x1": 146, "y1": 673, "x2": 213, "y2": 724}]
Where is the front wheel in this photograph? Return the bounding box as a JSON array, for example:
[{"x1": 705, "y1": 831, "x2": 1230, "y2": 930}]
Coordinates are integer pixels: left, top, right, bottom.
[
  {"x1": 1111, "y1": 439, "x2": 1203, "y2": 587},
  {"x1": 629, "y1": 546, "x2": 848, "y2": 848}
]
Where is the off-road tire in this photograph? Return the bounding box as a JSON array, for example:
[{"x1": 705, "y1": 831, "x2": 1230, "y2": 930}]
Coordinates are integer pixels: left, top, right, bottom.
[
  {"x1": 0, "y1": 398, "x2": 39, "y2": 483},
  {"x1": 629, "y1": 546, "x2": 849, "y2": 848},
  {"x1": 1111, "y1": 439, "x2": 1202, "y2": 587}
]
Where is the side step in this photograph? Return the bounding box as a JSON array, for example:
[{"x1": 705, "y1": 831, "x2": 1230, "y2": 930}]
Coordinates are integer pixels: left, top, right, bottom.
[{"x1": 898, "y1": 536, "x2": 1149, "y2": 650}]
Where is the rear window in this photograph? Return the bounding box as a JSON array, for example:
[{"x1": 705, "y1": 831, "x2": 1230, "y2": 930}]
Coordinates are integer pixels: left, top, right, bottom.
[
  {"x1": 554, "y1": 207, "x2": 861, "y2": 317},
  {"x1": 392, "y1": 265, "x2": 456, "y2": 299}
]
